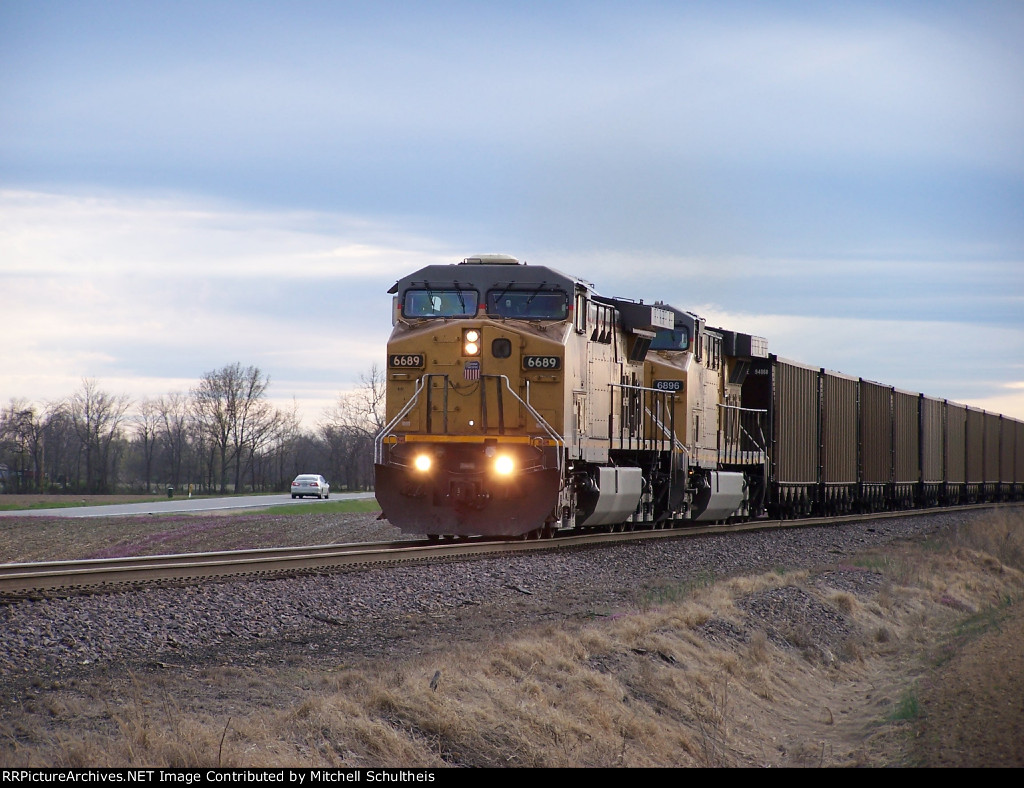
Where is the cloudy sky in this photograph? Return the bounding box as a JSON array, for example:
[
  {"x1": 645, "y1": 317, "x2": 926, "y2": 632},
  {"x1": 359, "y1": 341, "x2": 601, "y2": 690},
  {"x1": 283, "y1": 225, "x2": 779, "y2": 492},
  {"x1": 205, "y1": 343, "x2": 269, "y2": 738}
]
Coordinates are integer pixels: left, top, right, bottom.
[{"x1": 2, "y1": 0, "x2": 1023, "y2": 427}]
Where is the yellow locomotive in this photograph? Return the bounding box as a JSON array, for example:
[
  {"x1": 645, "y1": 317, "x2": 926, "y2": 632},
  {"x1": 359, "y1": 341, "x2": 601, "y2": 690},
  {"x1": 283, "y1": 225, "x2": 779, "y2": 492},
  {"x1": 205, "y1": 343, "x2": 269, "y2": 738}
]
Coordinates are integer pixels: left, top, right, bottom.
[{"x1": 374, "y1": 254, "x2": 769, "y2": 537}]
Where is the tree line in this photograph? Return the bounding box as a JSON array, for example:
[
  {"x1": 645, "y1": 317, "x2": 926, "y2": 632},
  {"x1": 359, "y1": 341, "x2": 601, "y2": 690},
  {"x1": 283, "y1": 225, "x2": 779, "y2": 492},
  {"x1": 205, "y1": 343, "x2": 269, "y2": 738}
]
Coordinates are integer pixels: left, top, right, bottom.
[{"x1": 0, "y1": 363, "x2": 385, "y2": 496}]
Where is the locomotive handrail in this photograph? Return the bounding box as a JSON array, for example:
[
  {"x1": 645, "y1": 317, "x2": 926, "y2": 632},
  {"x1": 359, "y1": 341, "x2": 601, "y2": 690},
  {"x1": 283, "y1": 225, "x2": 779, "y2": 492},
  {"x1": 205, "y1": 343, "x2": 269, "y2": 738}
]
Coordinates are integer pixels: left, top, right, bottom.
[
  {"x1": 717, "y1": 404, "x2": 768, "y2": 442},
  {"x1": 374, "y1": 374, "x2": 565, "y2": 471},
  {"x1": 717, "y1": 403, "x2": 768, "y2": 465},
  {"x1": 718, "y1": 404, "x2": 768, "y2": 450},
  {"x1": 609, "y1": 381, "x2": 688, "y2": 458},
  {"x1": 505, "y1": 374, "x2": 565, "y2": 470},
  {"x1": 374, "y1": 376, "x2": 428, "y2": 464},
  {"x1": 644, "y1": 405, "x2": 689, "y2": 455}
]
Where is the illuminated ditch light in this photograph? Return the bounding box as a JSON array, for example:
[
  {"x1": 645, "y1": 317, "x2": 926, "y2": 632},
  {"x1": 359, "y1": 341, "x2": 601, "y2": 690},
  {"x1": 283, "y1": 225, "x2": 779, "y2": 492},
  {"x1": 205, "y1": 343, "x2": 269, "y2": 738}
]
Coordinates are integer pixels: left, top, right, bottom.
[{"x1": 414, "y1": 454, "x2": 432, "y2": 472}]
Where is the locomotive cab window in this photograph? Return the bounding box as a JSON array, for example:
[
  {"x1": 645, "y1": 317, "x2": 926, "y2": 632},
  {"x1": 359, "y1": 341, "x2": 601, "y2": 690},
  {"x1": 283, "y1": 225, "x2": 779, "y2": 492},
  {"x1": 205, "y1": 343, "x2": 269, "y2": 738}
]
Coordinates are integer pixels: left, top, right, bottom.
[
  {"x1": 403, "y1": 289, "x2": 479, "y2": 318},
  {"x1": 651, "y1": 327, "x2": 689, "y2": 351},
  {"x1": 486, "y1": 289, "x2": 568, "y2": 320}
]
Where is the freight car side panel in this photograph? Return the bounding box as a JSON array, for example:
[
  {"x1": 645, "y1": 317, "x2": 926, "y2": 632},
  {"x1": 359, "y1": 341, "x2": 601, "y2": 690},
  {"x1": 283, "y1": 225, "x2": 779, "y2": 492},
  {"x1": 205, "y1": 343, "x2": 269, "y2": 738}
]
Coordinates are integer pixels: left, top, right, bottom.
[
  {"x1": 1016, "y1": 420, "x2": 1024, "y2": 485},
  {"x1": 893, "y1": 389, "x2": 920, "y2": 484},
  {"x1": 984, "y1": 411, "x2": 1001, "y2": 484},
  {"x1": 1000, "y1": 417, "x2": 1015, "y2": 484},
  {"x1": 946, "y1": 402, "x2": 967, "y2": 484},
  {"x1": 920, "y1": 395, "x2": 944, "y2": 484},
  {"x1": 1015, "y1": 417, "x2": 1024, "y2": 485},
  {"x1": 860, "y1": 380, "x2": 892, "y2": 484},
  {"x1": 966, "y1": 407, "x2": 985, "y2": 484},
  {"x1": 821, "y1": 370, "x2": 857, "y2": 484},
  {"x1": 771, "y1": 357, "x2": 819, "y2": 485}
]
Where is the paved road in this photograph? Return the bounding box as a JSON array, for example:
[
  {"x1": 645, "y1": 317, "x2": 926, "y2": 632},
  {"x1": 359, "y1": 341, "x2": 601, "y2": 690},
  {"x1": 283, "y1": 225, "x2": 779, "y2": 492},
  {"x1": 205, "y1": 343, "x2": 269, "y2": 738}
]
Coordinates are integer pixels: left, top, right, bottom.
[{"x1": 0, "y1": 492, "x2": 377, "y2": 518}]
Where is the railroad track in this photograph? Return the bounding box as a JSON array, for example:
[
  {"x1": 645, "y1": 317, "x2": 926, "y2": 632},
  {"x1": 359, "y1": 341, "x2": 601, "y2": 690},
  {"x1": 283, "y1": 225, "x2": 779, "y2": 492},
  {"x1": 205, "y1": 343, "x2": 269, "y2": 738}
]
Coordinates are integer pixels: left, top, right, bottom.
[{"x1": 2, "y1": 502, "x2": 1018, "y2": 597}]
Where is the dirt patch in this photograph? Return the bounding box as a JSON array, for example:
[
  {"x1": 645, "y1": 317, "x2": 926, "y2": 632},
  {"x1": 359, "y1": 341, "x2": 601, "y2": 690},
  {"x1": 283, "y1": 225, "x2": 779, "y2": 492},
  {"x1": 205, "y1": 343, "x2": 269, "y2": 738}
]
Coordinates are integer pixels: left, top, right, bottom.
[
  {"x1": 911, "y1": 602, "x2": 1024, "y2": 766},
  {"x1": 0, "y1": 507, "x2": 402, "y2": 564}
]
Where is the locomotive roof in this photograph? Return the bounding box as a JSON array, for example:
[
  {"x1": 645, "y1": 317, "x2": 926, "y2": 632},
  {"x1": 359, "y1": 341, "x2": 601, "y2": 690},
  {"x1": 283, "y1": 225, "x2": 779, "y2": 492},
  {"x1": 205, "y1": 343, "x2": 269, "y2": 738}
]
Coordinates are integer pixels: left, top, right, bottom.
[{"x1": 388, "y1": 256, "x2": 594, "y2": 295}]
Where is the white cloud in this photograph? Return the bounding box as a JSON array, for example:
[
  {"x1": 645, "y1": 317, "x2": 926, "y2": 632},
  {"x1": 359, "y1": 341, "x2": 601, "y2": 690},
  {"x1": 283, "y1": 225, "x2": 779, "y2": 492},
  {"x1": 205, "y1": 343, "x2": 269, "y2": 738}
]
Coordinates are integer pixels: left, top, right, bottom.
[
  {"x1": 0, "y1": 190, "x2": 446, "y2": 426},
  {"x1": 0, "y1": 190, "x2": 450, "y2": 279},
  {"x1": 2, "y1": 188, "x2": 1022, "y2": 428}
]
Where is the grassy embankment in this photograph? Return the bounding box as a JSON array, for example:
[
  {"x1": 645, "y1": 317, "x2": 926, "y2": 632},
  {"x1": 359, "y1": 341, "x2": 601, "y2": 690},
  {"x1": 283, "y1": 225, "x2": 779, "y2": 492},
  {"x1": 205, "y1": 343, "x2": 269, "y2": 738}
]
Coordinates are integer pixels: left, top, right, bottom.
[{"x1": 1, "y1": 506, "x2": 1021, "y2": 767}]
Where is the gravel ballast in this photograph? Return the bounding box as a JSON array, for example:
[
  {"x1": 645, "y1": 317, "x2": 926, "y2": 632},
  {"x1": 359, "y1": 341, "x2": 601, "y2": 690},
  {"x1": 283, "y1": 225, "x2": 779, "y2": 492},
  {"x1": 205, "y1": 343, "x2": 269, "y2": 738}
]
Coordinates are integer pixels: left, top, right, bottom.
[{"x1": 0, "y1": 509, "x2": 973, "y2": 690}]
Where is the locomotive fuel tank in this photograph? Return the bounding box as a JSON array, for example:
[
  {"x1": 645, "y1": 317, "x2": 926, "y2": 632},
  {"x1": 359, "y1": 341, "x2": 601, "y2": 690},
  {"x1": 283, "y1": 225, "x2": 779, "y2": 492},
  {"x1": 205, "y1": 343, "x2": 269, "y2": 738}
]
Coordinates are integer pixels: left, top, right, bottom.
[
  {"x1": 689, "y1": 470, "x2": 747, "y2": 521},
  {"x1": 576, "y1": 466, "x2": 645, "y2": 527}
]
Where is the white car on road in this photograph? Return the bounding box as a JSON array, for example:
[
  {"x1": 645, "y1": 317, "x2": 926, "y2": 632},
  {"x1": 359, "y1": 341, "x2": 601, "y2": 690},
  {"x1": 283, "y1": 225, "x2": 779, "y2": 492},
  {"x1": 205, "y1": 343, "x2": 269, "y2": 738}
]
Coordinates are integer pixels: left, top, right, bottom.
[{"x1": 290, "y1": 474, "x2": 330, "y2": 499}]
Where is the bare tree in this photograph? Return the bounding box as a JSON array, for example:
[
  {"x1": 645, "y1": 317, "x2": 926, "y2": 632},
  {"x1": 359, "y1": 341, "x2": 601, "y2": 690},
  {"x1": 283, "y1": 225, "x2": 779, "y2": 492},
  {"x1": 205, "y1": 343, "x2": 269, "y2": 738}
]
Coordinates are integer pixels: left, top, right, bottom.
[
  {"x1": 352, "y1": 364, "x2": 387, "y2": 437},
  {"x1": 192, "y1": 368, "x2": 235, "y2": 494},
  {"x1": 1, "y1": 365, "x2": 388, "y2": 498},
  {"x1": 319, "y1": 365, "x2": 387, "y2": 490},
  {"x1": 272, "y1": 400, "x2": 314, "y2": 488},
  {"x1": 0, "y1": 400, "x2": 44, "y2": 493},
  {"x1": 240, "y1": 403, "x2": 285, "y2": 491},
  {"x1": 41, "y1": 402, "x2": 76, "y2": 492},
  {"x1": 192, "y1": 363, "x2": 273, "y2": 493},
  {"x1": 155, "y1": 393, "x2": 191, "y2": 489},
  {"x1": 323, "y1": 365, "x2": 386, "y2": 437},
  {"x1": 233, "y1": 387, "x2": 275, "y2": 493},
  {"x1": 67, "y1": 379, "x2": 131, "y2": 493},
  {"x1": 132, "y1": 398, "x2": 161, "y2": 493}
]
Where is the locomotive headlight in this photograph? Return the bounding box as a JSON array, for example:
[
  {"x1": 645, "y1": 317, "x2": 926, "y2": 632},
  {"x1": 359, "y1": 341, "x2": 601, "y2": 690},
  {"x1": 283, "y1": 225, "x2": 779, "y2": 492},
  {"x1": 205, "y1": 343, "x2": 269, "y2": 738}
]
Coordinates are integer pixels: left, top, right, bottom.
[
  {"x1": 463, "y1": 329, "x2": 481, "y2": 356},
  {"x1": 494, "y1": 454, "x2": 515, "y2": 476},
  {"x1": 413, "y1": 453, "x2": 432, "y2": 473}
]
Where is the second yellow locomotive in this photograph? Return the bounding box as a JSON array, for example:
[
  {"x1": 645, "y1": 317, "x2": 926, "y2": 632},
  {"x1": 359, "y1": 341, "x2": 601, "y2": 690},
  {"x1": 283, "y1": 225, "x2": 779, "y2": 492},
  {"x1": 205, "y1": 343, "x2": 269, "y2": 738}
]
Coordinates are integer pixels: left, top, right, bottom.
[{"x1": 374, "y1": 254, "x2": 769, "y2": 537}]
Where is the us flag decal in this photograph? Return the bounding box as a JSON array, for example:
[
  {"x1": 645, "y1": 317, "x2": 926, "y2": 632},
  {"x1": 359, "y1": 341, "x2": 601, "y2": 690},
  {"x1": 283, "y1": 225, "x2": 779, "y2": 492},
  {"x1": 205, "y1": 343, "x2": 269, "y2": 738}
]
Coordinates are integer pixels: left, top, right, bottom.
[{"x1": 464, "y1": 360, "x2": 481, "y2": 380}]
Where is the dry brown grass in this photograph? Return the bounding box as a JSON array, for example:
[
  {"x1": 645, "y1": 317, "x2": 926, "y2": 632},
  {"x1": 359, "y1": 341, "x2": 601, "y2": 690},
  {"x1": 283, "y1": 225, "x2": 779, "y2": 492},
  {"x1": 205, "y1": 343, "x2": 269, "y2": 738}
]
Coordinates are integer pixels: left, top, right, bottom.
[
  {"x1": 945, "y1": 507, "x2": 1024, "y2": 571},
  {"x1": 2, "y1": 508, "x2": 1023, "y2": 768}
]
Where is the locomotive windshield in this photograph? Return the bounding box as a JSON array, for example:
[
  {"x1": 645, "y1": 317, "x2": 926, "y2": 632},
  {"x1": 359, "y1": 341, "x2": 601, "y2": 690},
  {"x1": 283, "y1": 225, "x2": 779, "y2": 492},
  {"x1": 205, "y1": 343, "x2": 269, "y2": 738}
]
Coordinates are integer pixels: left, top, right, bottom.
[
  {"x1": 403, "y1": 289, "x2": 479, "y2": 318},
  {"x1": 486, "y1": 289, "x2": 569, "y2": 320},
  {"x1": 651, "y1": 327, "x2": 690, "y2": 351}
]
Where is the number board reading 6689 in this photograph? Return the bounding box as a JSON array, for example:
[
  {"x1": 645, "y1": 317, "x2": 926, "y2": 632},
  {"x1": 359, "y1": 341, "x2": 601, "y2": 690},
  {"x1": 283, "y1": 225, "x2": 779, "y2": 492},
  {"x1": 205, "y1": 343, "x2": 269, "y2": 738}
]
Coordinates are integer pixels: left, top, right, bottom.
[
  {"x1": 523, "y1": 355, "x2": 561, "y2": 370},
  {"x1": 388, "y1": 353, "x2": 424, "y2": 368}
]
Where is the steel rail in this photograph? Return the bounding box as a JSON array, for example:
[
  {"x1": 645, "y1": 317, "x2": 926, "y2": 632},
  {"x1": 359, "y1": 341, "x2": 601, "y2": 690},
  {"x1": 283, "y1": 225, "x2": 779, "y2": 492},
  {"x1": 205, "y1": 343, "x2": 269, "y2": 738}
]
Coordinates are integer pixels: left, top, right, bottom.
[{"x1": 1, "y1": 502, "x2": 1019, "y2": 597}]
